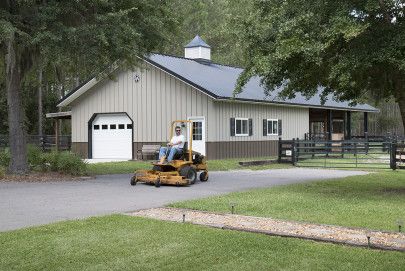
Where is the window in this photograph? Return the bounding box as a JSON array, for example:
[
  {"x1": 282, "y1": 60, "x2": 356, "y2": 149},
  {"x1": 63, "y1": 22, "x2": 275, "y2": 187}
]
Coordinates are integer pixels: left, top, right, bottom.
[
  {"x1": 192, "y1": 122, "x2": 203, "y2": 140},
  {"x1": 267, "y1": 119, "x2": 278, "y2": 135},
  {"x1": 118, "y1": 124, "x2": 125, "y2": 129},
  {"x1": 102, "y1": 125, "x2": 108, "y2": 130},
  {"x1": 235, "y1": 118, "x2": 248, "y2": 136},
  {"x1": 127, "y1": 124, "x2": 133, "y2": 129},
  {"x1": 110, "y1": 124, "x2": 116, "y2": 130},
  {"x1": 94, "y1": 125, "x2": 100, "y2": 130}
]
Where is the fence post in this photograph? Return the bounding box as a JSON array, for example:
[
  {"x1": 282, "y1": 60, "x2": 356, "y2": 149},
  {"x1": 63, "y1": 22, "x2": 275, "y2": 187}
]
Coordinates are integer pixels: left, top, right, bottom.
[
  {"x1": 365, "y1": 131, "x2": 369, "y2": 154},
  {"x1": 390, "y1": 140, "x2": 397, "y2": 170},
  {"x1": 278, "y1": 137, "x2": 282, "y2": 163},
  {"x1": 292, "y1": 138, "x2": 297, "y2": 166}
]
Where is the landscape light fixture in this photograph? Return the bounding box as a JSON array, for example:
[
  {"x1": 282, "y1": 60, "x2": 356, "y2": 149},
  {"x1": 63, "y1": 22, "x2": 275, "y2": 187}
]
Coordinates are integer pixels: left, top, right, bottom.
[
  {"x1": 229, "y1": 202, "x2": 237, "y2": 214},
  {"x1": 366, "y1": 232, "x2": 372, "y2": 248}
]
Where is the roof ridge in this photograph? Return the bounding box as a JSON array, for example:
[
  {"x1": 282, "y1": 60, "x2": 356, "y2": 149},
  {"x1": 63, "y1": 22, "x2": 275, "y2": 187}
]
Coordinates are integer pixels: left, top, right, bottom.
[{"x1": 149, "y1": 52, "x2": 244, "y2": 70}]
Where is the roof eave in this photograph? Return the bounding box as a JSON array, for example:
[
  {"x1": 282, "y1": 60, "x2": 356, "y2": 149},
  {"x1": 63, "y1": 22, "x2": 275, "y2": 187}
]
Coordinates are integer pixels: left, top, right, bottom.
[
  {"x1": 57, "y1": 77, "x2": 99, "y2": 107},
  {"x1": 214, "y1": 97, "x2": 379, "y2": 113}
]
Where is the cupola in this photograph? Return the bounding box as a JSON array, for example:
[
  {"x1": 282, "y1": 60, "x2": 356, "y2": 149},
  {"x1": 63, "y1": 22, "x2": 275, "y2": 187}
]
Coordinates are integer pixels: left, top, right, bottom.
[{"x1": 184, "y1": 35, "x2": 211, "y2": 63}]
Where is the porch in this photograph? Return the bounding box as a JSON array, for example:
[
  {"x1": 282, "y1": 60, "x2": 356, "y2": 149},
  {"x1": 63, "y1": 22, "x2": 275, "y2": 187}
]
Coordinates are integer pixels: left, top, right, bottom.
[{"x1": 306, "y1": 108, "x2": 369, "y2": 141}]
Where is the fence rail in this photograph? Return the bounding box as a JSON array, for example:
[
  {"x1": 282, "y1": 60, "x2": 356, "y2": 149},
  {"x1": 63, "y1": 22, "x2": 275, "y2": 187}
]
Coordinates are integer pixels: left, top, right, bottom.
[
  {"x1": 0, "y1": 134, "x2": 71, "y2": 151},
  {"x1": 279, "y1": 137, "x2": 405, "y2": 170}
]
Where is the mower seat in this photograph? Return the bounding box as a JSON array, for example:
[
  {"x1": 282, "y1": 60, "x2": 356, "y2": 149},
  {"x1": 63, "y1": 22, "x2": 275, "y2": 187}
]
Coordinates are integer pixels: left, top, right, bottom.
[{"x1": 173, "y1": 142, "x2": 188, "y2": 160}]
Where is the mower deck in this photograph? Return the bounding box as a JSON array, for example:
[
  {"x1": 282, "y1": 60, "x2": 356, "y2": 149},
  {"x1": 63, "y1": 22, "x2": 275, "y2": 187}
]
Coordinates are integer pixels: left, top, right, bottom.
[{"x1": 132, "y1": 169, "x2": 190, "y2": 187}]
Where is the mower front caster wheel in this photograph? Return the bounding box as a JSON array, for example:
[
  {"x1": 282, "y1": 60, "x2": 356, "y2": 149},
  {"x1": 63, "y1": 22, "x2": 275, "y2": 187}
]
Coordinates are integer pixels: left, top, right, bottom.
[
  {"x1": 155, "y1": 179, "x2": 161, "y2": 188},
  {"x1": 130, "y1": 176, "x2": 137, "y2": 186},
  {"x1": 200, "y1": 171, "x2": 208, "y2": 182}
]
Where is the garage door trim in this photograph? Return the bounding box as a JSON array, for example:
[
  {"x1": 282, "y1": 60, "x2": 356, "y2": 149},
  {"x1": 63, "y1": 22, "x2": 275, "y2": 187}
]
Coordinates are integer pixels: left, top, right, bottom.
[{"x1": 88, "y1": 112, "x2": 134, "y2": 159}]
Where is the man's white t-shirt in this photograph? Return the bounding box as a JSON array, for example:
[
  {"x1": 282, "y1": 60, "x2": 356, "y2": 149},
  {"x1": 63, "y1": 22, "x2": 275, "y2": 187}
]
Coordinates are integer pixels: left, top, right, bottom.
[{"x1": 170, "y1": 134, "x2": 185, "y2": 149}]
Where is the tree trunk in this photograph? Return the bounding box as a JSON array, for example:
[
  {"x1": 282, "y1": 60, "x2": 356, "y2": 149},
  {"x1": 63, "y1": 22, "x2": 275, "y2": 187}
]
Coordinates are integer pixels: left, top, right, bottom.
[
  {"x1": 38, "y1": 69, "x2": 43, "y2": 138},
  {"x1": 5, "y1": 35, "x2": 28, "y2": 174},
  {"x1": 398, "y1": 97, "x2": 405, "y2": 135}
]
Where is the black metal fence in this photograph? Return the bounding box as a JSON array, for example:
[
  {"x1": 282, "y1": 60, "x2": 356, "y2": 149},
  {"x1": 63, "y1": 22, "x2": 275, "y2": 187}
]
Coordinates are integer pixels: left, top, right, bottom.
[
  {"x1": 279, "y1": 137, "x2": 405, "y2": 170},
  {"x1": 0, "y1": 134, "x2": 71, "y2": 151}
]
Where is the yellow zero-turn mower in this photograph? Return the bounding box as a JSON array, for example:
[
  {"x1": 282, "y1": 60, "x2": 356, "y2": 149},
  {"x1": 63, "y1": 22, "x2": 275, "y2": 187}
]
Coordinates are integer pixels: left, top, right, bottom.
[{"x1": 130, "y1": 120, "x2": 208, "y2": 187}]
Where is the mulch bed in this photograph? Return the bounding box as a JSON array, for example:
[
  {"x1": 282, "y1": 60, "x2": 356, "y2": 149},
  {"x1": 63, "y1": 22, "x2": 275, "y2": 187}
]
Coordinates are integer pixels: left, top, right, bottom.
[
  {"x1": 0, "y1": 172, "x2": 93, "y2": 182},
  {"x1": 130, "y1": 207, "x2": 405, "y2": 252},
  {"x1": 238, "y1": 160, "x2": 277, "y2": 166}
]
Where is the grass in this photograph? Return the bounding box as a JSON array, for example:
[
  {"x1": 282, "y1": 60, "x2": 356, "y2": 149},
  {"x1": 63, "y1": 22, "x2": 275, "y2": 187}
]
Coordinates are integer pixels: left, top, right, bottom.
[
  {"x1": 170, "y1": 171, "x2": 405, "y2": 231},
  {"x1": 1, "y1": 215, "x2": 404, "y2": 271},
  {"x1": 86, "y1": 157, "x2": 291, "y2": 175}
]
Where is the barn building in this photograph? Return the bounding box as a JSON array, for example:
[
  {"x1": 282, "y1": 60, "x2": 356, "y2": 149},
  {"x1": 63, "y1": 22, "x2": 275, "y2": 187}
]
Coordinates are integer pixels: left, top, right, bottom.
[{"x1": 56, "y1": 35, "x2": 377, "y2": 160}]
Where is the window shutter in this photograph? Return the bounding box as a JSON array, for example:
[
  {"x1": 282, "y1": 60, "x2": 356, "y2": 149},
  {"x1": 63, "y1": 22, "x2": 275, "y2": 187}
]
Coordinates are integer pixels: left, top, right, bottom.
[
  {"x1": 278, "y1": 119, "x2": 282, "y2": 136},
  {"x1": 263, "y1": 119, "x2": 267, "y2": 136},
  {"x1": 249, "y1": 118, "x2": 253, "y2": 136},
  {"x1": 230, "y1": 118, "x2": 235, "y2": 136}
]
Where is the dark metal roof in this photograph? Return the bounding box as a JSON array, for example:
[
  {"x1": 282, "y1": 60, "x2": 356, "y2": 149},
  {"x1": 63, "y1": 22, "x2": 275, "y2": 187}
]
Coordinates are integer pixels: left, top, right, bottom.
[
  {"x1": 146, "y1": 54, "x2": 377, "y2": 112},
  {"x1": 184, "y1": 35, "x2": 211, "y2": 49}
]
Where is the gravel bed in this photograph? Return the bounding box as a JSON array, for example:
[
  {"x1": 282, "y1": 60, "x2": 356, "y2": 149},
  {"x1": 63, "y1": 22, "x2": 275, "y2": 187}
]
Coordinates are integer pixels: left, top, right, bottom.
[{"x1": 130, "y1": 207, "x2": 405, "y2": 252}]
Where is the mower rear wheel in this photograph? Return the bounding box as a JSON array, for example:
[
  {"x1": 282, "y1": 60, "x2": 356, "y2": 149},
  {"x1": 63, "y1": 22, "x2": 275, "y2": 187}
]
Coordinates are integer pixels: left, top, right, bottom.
[
  {"x1": 180, "y1": 166, "x2": 197, "y2": 185},
  {"x1": 200, "y1": 171, "x2": 208, "y2": 182}
]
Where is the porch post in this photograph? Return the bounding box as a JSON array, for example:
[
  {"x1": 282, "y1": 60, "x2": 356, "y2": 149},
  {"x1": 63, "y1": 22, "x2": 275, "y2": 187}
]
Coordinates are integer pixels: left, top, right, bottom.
[
  {"x1": 327, "y1": 109, "x2": 332, "y2": 140},
  {"x1": 55, "y1": 119, "x2": 59, "y2": 151},
  {"x1": 346, "y1": 111, "x2": 351, "y2": 140},
  {"x1": 363, "y1": 112, "x2": 368, "y2": 139}
]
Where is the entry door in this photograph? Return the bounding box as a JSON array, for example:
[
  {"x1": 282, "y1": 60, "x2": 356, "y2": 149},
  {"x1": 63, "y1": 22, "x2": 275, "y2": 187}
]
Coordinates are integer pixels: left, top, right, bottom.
[{"x1": 187, "y1": 116, "x2": 206, "y2": 156}]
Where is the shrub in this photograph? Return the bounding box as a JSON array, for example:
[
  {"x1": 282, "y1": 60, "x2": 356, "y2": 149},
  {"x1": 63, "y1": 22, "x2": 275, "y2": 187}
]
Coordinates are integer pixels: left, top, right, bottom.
[
  {"x1": 28, "y1": 144, "x2": 43, "y2": 169},
  {"x1": 40, "y1": 151, "x2": 60, "y2": 172},
  {"x1": 56, "y1": 151, "x2": 87, "y2": 175},
  {"x1": 41, "y1": 151, "x2": 87, "y2": 175},
  {"x1": 0, "y1": 166, "x2": 5, "y2": 179},
  {"x1": 0, "y1": 149, "x2": 10, "y2": 168}
]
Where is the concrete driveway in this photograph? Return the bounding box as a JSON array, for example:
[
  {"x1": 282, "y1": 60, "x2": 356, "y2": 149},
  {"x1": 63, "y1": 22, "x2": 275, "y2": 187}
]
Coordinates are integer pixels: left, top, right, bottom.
[{"x1": 0, "y1": 168, "x2": 368, "y2": 232}]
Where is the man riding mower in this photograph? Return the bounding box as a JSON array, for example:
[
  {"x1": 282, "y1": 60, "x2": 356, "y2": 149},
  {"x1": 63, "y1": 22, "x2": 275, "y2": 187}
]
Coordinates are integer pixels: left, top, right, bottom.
[{"x1": 130, "y1": 120, "x2": 209, "y2": 187}]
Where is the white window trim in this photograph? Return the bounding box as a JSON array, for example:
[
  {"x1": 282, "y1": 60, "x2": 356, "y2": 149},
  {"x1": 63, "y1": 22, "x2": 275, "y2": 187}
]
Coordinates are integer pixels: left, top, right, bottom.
[
  {"x1": 267, "y1": 119, "x2": 278, "y2": 136},
  {"x1": 235, "y1": 117, "x2": 249, "y2": 136}
]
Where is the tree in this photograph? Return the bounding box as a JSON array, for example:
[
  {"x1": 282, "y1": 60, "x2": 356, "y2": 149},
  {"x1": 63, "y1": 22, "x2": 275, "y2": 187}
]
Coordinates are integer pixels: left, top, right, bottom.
[
  {"x1": 0, "y1": 0, "x2": 175, "y2": 174},
  {"x1": 235, "y1": 0, "x2": 405, "y2": 128},
  {"x1": 162, "y1": 0, "x2": 251, "y2": 67}
]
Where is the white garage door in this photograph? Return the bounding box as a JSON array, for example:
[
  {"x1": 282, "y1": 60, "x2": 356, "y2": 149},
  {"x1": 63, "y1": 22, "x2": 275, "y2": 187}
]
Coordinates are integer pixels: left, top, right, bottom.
[{"x1": 92, "y1": 114, "x2": 133, "y2": 159}]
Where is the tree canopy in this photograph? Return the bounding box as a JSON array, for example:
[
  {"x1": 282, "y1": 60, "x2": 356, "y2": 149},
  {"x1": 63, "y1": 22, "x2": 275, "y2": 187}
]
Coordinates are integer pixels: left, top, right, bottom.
[
  {"x1": 0, "y1": 0, "x2": 175, "y2": 173},
  {"x1": 235, "y1": 0, "x2": 405, "y2": 127}
]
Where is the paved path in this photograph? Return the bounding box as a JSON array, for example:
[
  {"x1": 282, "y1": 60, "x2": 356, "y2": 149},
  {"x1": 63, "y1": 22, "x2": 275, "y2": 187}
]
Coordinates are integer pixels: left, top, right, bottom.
[
  {"x1": 0, "y1": 168, "x2": 368, "y2": 232},
  {"x1": 131, "y1": 207, "x2": 405, "y2": 252}
]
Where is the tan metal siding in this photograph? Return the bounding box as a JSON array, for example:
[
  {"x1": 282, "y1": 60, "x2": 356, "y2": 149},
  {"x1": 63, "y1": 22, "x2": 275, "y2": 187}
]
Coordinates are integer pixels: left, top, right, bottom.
[
  {"x1": 208, "y1": 101, "x2": 309, "y2": 141},
  {"x1": 71, "y1": 64, "x2": 215, "y2": 143}
]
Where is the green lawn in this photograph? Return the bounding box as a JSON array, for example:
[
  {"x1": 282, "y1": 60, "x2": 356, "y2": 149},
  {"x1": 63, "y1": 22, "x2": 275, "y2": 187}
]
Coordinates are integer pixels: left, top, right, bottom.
[
  {"x1": 170, "y1": 171, "x2": 405, "y2": 231},
  {"x1": 86, "y1": 157, "x2": 290, "y2": 175},
  {"x1": 1, "y1": 215, "x2": 404, "y2": 271}
]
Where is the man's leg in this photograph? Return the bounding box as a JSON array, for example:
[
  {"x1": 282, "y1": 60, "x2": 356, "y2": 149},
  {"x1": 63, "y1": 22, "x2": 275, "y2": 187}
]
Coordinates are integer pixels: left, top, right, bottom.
[
  {"x1": 167, "y1": 148, "x2": 178, "y2": 162},
  {"x1": 158, "y1": 147, "x2": 167, "y2": 159}
]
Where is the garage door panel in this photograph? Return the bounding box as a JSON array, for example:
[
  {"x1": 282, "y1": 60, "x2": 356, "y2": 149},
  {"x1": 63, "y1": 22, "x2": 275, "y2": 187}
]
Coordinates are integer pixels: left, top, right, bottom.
[{"x1": 92, "y1": 114, "x2": 133, "y2": 159}]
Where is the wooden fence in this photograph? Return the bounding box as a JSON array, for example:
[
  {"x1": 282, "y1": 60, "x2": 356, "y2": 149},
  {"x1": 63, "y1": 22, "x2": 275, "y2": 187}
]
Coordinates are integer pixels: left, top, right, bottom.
[{"x1": 0, "y1": 134, "x2": 71, "y2": 151}]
